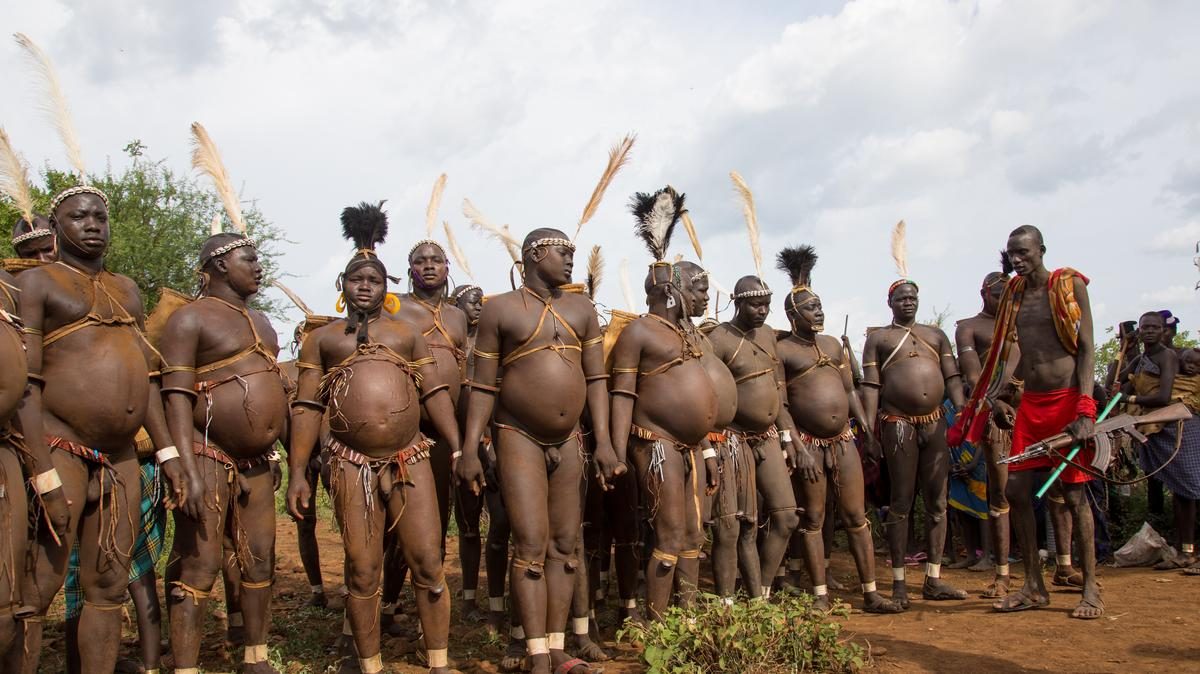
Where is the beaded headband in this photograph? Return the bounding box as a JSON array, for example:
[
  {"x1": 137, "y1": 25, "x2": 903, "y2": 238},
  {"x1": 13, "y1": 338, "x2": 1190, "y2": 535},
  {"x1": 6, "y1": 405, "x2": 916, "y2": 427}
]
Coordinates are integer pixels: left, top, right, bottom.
[
  {"x1": 523, "y1": 237, "x2": 575, "y2": 254},
  {"x1": 730, "y1": 278, "x2": 771, "y2": 300},
  {"x1": 50, "y1": 185, "x2": 109, "y2": 214},
  {"x1": 205, "y1": 237, "x2": 256, "y2": 264},
  {"x1": 451, "y1": 284, "x2": 482, "y2": 302},
  {"x1": 888, "y1": 278, "x2": 919, "y2": 298},
  {"x1": 408, "y1": 238, "x2": 446, "y2": 258},
  {"x1": 787, "y1": 285, "x2": 820, "y2": 311},
  {"x1": 688, "y1": 269, "x2": 708, "y2": 284},
  {"x1": 11, "y1": 228, "x2": 53, "y2": 247}
]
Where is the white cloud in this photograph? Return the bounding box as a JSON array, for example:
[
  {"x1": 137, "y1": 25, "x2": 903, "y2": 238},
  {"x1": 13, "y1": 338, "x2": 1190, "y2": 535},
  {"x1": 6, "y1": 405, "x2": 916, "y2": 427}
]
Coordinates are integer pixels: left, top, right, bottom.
[
  {"x1": 1140, "y1": 285, "x2": 1198, "y2": 307},
  {"x1": 2, "y1": 0, "x2": 1199, "y2": 339},
  {"x1": 1145, "y1": 222, "x2": 1200, "y2": 256}
]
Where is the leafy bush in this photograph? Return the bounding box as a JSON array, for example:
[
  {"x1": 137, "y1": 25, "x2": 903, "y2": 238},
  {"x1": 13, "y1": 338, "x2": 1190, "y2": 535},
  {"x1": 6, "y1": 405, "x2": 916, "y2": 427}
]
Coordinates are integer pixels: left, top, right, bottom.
[{"x1": 618, "y1": 592, "x2": 865, "y2": 673}]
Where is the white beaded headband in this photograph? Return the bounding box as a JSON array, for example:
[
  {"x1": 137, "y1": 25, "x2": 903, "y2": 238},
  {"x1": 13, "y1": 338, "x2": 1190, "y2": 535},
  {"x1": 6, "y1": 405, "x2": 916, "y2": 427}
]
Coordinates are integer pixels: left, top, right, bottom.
[
  {"x1": 49, "y1": 185, "x2": 110, "y2": 214},
  {"x1": 11, "y1": 228, "x2": 53, "y2": 246},
  {"x1": 523, "y1": 237, "x2": 575, "y2": 253},
  {"x1": 205, "y1": 237, "x2": 256, "y2": 263}
]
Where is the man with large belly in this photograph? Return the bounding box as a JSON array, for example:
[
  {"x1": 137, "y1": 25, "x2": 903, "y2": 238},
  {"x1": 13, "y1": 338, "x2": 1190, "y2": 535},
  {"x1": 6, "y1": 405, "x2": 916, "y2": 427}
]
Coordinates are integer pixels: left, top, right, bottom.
[
  {"x1": 159, "y1": 231, "x2": 288, "y2": 673},
  {"x1": 11, "y1": 185, "x2": 196, "y2": 673},
  {"x1": 288, "y1": 202, "x2": 462, "y2": 673},
  {"x1": 707, "y1": 275, "x2": 801, "y2": 599},
  {"x1": 457, "y1": 228, "x2": 622, "y2": 674},
  {"x1": 776, "y1": 245, "x2": 901, "y2": 614},
  {"x1": 609, "y1": 189, "x2": 719, "y2": 619},
  {"x1": 861, "y1": 277, "x2": 967, "y2": 608},
  {"x1": 675, "y1": 261, "x2": 744, "y2": 604}
]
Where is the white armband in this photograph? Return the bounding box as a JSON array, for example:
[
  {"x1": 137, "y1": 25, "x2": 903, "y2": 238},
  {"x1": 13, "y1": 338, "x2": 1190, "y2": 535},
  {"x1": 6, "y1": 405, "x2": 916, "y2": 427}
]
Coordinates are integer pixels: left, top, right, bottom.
[
  {"x1": 33, "y1": 468, "x2": 62, "y2": 495},
  {"x1": 155, "y1": 446, "x2": 180, "y2": 464},
  {"x1": 780, "y1": 430, "x2": 792, "y2": 443},
  {"x1": 701, "y1": 447, "x2": 717, "y2": 460}
]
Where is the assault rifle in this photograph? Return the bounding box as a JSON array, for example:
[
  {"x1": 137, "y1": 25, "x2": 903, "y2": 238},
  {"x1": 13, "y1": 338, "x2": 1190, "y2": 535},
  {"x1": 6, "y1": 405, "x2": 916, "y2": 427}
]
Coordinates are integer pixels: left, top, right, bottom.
[{"x1": 999, "y1": 402, "x2": 1193, "y2": 473}]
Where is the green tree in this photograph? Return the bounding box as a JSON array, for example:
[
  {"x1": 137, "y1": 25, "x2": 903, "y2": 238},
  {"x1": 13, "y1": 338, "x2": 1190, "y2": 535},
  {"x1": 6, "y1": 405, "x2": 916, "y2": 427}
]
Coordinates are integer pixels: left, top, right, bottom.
[{"x1": 0, "y1": 141, "x2": 287, "y2": 317}]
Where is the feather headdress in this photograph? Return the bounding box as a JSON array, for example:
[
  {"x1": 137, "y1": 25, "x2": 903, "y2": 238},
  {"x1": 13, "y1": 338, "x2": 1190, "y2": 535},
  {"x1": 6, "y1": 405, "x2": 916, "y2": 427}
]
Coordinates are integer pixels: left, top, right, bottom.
[
  {"x1": 409, "y1": 173, "x2": 448, "y2": 258},
  {"x1": 442, "y1": 219, "x2": 474, "y2": 281},
  {"x1": 629, "y1": 186, "x2": 684, "y2": 264},
  {"x1": 586, "y1": 245, "x2": 604, "y2": 300},
  {"x1": 426, "y1": 173, "x2": 446, "y2": 239},
  {"x1": 339, "y1": 200, "x2": 389, "y2": 344},
  {"x1": 777, "y1": 245, "x2": 819, "y2": 310},
  {"x1": 887, "y1": 219, "x2": 918, "y2": 297},
  {"x1": 463, "y1": 198, "x2": 521, "y2": 264},
  {"x1": 573, "y1": 133, "x2": 635, "y2": 242},
  {"x1": 0, "y1": 128, "x2": 35, "y2": 224},
  {"x1": 15, "y1": 32, "x2": 108, "y2": 214},
  {"x1": 14, "y1": 33, "x2": 83, "y2": 182},
  {"x1": 191, "y1": 122, "x2": 248, "y2": 235},
  {"x1": 619, "y1": 258, "x2": 636, "y2": 312},
  {"x1": 680, "y1": 210, "x2": 703, "y2": 262},
  {"x1": 341, "y1": 201, "x2": 389, "y2": 257},
  {"x1": 730, "y1": 171, "x2": 763, "y2": 279}
]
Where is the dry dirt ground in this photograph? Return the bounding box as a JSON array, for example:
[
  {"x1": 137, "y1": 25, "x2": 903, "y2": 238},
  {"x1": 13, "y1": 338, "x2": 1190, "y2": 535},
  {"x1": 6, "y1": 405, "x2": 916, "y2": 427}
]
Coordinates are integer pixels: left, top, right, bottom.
[{"x1": 35, "y1": 512, "x2": 1200, "y2": 673}]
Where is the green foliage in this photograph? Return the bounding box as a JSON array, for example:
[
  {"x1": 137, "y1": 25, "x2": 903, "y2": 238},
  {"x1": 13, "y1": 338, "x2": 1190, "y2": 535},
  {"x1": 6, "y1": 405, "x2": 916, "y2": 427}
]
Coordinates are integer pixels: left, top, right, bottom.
[
  {"x1": 0, "y1": 141, "x2": 288, "y2": 318},
  {"x1": 618, "y1": 592, "x2": 865, "y2": 673}
]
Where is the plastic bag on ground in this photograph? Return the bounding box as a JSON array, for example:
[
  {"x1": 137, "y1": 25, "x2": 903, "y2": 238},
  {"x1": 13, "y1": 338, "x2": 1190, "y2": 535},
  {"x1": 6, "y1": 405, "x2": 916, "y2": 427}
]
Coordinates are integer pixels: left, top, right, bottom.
[{"x1": 1113, "y1": 522, "x2": 1178, "y2": 567}]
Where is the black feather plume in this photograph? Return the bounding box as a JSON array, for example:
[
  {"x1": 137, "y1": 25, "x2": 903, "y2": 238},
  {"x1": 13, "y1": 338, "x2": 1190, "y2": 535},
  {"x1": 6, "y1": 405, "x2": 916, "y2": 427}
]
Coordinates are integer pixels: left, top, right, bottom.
[
  {"x1": 340, "y1": 200, "x2": 389, "y2": 252},
  {"x1": 629, "y1": 186, "x2": 685, "y2": 261},
  {"x1": 776, "y1": 245, "x2": 818, "y2": 288},
  {"x1": 1000, "y1": 249, "x2": 1013, "y2": 275}
]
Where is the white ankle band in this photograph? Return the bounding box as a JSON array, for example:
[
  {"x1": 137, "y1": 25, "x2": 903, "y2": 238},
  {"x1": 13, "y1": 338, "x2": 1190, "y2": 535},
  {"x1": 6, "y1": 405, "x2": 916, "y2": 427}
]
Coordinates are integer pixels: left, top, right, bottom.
[
  {"x1": 428, "y1": 648, "x2": 448, "y2": 668},
  {"x1": 573, "y1": 617, "x2": 589, "y2": 635},
  {"x1": 926, "y1": 562, "x2": 941, "y2": 578},
  {"x1": 997, "y1": 564, "x2": 1010, "y2": 576},
  {"x1": 243, "y1": 643, "x2": 268, "y2": 664},
  {"x1": 311, "y1": 584, "x2": 324, "y2": 594},
  {"x1": 489, "y1": 596, "x2": 505, "y2": 612},
  {"x1": 760, "y1": 586, "x2": 772, "y2": 599},
  {"x1": 463, "y1": 589, "x2": 476, "y2": 601},
  {"x1": 862, "y1": 581, "x2": 877, "y2": 593},
  {"x1": 511, "y1": 625, "x2": 525, "y2": 640},
  {"x1": 548, "y1": 632, "x2": 565, "y2": 650},
  {"x1": 527, "y1": 637, "x2": 549, "y2": 655},
  {"x1": 813, "y1": 584, "x2": 828, "y2": 596},
  {"x1": 1057, "y1": 554, "x2": 1071, "y2": 566},
  {"x1": 623, "y1": 598, "x2": 637, "y2": 609},
  {"x1": 787, "y1": 559, "x2": 803, "y2": 572},
  {"x1": 359, "y1": 653, "x2": 383, "y2": 673},
  {"x1": 892, "y1": 567, "x2": 905, "y2": 581}
]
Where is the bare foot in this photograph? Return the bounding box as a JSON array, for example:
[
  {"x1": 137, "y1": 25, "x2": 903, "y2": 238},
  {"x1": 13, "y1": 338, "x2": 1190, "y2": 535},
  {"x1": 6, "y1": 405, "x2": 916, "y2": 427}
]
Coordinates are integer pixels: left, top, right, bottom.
[
  {"x1": 569, "y1": 632, "x2": 610, "y2": 662},
  {"x1": 812, "y1": 593, "x2": 832, "y2": 612},
  {"x1": 1070, "y1": 585, "x2": 1104, "y2": 620},
  {"x1": 862, "y1": 591, "x2": 904, "y2": 614},
  {"x1": 946, "y1": 555, "x2": 978, "y2": 570},
  {"x1": 922, "y1": 577, "x2": 968, "y2": 601},
  {"x1": 968, "y1": 557, "x2": 992, "y2": 573},
  {"x1": 891, "y1": 580, "x2": 910, "y2": 610},
  {"x1": 500, "y1": 638, "x2": 526, "y2": 672},
  {"x1": 306, "y1": 591, "x2": 328, "y2": 608}
]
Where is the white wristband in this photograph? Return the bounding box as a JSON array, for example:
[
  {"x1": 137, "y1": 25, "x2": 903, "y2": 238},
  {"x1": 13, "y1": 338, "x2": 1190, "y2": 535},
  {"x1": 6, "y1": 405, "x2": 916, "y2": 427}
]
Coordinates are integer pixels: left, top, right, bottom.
[
  {"x1": 701, "y1": 448, "x2": 717, "y2": 460},
  {"x1": 451, "y1": 450, "x2": 463, "y2": 460},
  {"x1": 780, "y1": 430, "x2": 792, "y2": 443},
  {"x1": 155, "y1": 446, "x2": 180, "y2": 464},
  {"x1": 34, "y1": 468, "x2": 62, "y2": 495}
]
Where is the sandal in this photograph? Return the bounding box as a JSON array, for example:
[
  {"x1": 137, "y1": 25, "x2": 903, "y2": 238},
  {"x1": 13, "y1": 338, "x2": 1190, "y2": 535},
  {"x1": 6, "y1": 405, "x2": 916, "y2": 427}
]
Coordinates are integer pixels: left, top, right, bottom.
[{"x1": 993, "y1": 588, "x2": 1049, "y2": 613}]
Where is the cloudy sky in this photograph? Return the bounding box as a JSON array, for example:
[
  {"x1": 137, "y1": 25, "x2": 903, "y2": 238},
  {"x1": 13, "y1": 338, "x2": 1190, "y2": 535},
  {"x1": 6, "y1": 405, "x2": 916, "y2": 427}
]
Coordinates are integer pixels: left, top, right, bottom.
[{"x1": 2, "y1": 0, "x2": 1198, "y2": 344}]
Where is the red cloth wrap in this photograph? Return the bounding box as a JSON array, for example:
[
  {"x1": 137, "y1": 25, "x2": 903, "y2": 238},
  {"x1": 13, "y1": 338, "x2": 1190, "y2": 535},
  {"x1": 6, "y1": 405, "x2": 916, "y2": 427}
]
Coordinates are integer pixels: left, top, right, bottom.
[
  {"x1": 1076, "y1": 394, "x2": 1097, "y2": 419},
  {"x1": 1010, "y1": 388, "x2": 1093, "y2": 483}
]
